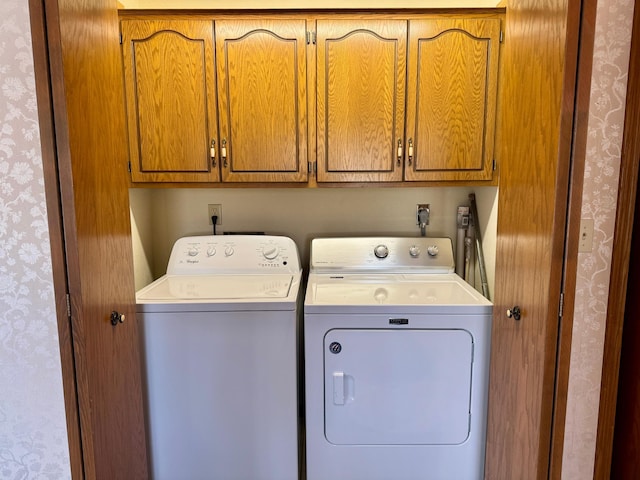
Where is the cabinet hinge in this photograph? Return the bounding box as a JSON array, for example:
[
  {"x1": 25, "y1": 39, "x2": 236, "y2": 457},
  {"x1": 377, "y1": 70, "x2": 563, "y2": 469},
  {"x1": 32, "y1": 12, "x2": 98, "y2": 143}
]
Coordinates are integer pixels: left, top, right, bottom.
[
  {"x1": 127, "y1": 161, "x2": 131, "y2": 173},
  {"x1": 500, "y1": 30, "x2": 504, "y2": 43},
  {"x1": 120, "y1": 32, "x2": 123, "y2": 45},
  {"x1": 66, "y1": 294, "x2": 71, "y2": 318},
  {"x1": 558, "y1": 292, "x2": 564, "y2": 318},
  {"x1": 492, "y1": 159, "x2": 497, "y2": 171},
  {"x1": 308, "y1": 161, "x2": 316, "y2": 173}
]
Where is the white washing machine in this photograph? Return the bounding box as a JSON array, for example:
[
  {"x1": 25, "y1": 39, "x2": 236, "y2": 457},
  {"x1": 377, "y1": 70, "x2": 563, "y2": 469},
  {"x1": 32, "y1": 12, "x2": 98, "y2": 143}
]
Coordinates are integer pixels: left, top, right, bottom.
[
  {"x1": 304, "y1": 237, "x2": 493, "y2": 480},
  {"x1": 136, "y1": 235, "x2": 302, "y2": 480}
]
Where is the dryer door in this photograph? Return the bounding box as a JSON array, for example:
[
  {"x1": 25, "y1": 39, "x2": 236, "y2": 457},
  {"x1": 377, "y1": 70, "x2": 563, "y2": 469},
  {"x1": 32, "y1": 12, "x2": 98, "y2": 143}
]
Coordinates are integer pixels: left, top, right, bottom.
[{"x1": 324, "y1": 328, "x2": 473, "y2": 445}]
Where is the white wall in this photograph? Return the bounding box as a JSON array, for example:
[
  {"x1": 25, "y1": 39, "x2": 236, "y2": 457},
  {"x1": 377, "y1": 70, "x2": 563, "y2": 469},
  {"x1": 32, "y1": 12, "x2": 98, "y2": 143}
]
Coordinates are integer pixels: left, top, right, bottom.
[{"x1": 0, "y1": 1, "x2": 71, "y2": 478}]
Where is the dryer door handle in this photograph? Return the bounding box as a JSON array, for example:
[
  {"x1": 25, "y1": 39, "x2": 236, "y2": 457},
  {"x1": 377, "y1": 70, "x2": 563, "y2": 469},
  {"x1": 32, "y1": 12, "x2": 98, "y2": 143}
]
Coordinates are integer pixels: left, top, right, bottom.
[{"x1": 333, "y1": 372, "x2": 345, "y2": 405}]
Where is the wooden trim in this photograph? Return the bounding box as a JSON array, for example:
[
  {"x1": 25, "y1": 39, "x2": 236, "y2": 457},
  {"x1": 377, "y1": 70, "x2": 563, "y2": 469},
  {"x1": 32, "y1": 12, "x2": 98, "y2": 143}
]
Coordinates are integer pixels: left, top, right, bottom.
[
  {"x1": 593, "y1": 0, "x2": 640, "y2": 476},
  {"x1": 40, "y1": 0, "x2": 97, "y2": 476},
  {"x1": 28, "y1": 0, "x2": 84, "y2": 478},
  {"x1": 118, "y1": 8, "x2": 507, "y2": 18},
  {"x1": 548, "y1": 0, "x2": 597, "y2": 477}
]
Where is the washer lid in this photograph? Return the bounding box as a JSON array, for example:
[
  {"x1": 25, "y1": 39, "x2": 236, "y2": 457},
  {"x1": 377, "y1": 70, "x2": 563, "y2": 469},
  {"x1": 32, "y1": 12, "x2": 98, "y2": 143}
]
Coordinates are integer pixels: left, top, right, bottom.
[{"x1": 137, "y1": 274, "x2": 296, "y2": 302}]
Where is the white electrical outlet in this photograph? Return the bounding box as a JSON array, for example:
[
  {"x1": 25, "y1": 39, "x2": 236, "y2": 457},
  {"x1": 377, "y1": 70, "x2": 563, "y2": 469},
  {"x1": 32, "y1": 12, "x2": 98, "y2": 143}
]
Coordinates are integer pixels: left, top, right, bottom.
[
  {"x1": 579, "y1": 218, "x2": 593, "y2": 253},
  {"x1": 208, "y1": 204, "x2": 222, "y2": 225}
]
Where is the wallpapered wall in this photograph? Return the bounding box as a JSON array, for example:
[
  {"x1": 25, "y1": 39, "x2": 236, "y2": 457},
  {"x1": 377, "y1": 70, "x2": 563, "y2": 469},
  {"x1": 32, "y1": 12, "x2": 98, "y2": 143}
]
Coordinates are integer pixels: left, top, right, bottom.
[
  {"x1": 562, "y1": 0, "x2": 635, "y2": 477},
  {"x1": 0, "y1": 1, "x2": 71, "y2": 478}
]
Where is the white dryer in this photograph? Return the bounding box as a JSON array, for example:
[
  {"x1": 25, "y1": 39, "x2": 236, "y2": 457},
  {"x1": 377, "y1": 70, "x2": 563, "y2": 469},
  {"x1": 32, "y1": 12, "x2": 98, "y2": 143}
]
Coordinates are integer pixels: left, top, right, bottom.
[
  {"x1": 304, "y1": 237, "x2": 493, "y2": 480},
  {"x1": 136, "y1": 235, "x2": 302, "y2": 480}
]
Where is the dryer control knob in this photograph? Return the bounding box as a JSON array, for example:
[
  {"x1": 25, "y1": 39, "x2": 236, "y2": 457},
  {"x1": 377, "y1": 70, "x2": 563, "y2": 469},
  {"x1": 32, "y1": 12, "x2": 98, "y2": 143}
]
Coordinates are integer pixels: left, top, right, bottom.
[
  {"x1": 188, "y1": 247, "x2": 199, "y2": 257},
  {"x1": 427, "y1": 245, "x2": 439, "y2": 257},
  {"x1": 224, "y1": 246, "x2": 234, "y2": 257},
  {"x1": 409, "y1": 245, "x2": 421, "y2": 257},
  {"x1": 206, "y1": 247, "x2": 216, "y2": 257},
  {"x1": 262, "y1": 245, "x2": 279, "y2": 260},
  {"x1": 374, "y1": 244, "x2": 389, "y2": 259}
]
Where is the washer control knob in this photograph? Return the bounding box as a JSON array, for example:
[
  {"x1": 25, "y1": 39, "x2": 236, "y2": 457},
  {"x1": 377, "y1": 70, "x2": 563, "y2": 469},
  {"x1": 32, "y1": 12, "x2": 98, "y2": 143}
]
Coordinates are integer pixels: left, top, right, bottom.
[
  {"x1": 262, "y1": 245, "x2": 279, "y2": 260},
  {"x1": 374, "y1": 244, "x2": 389, "y2": 259},
  {"x1": 187, "y1": 247, "x2": 199, "y2": 257},
  {"x1": 427, "y1": 245, "x2": 439, "y2": 257},
  {"x1": 409, "y1": 245, "x2": 421, "y2": 257},
  {"x1": 224, "y1": 246, "x2": 234, "y2": 257},
  {"x1": 206, "y1": 247, "x2": 216, "y2": 257}
]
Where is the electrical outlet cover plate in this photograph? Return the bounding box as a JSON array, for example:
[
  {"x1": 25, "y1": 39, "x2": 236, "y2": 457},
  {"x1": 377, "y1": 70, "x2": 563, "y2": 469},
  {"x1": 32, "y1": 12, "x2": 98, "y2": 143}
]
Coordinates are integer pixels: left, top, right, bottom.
[{"x1": 208, "y1": 204, "x2": 222, "y2": 225}]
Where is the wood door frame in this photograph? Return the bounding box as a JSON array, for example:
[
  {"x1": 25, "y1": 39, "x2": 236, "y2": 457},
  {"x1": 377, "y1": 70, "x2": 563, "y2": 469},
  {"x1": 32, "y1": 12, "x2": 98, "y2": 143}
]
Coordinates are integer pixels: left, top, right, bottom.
[
  {"x1": 29, "y1": 0, "x2": 84, "y2": 477},
  {"x1": 593, "y1": 0, "x2": 640, "y2": 476},
  {"x1": 548, "y1": 0, "x2": 598, "y2": 475}
]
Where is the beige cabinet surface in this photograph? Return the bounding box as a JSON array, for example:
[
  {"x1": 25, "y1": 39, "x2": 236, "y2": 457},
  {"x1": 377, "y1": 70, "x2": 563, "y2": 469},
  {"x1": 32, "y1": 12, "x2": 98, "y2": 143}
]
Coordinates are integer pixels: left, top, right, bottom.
[
  {"x1": 316, "y1": 20, "x2": 407, "y2": 183},
  {"x1": 121, "y1": 20, "x2": 220, "y2": 182},
  {"x1": 215, "y1": 20, "x2": 309, "y2": 182},
  {"x1": 404, "y1": 18, "x2": 500, "y2": 182}
]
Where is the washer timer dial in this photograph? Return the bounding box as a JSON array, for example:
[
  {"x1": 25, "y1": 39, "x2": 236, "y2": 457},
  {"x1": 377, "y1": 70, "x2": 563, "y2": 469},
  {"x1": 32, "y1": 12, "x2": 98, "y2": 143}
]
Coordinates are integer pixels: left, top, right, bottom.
[{"x1": 262, "y1": 245, "x2": 280, "y2": 260}]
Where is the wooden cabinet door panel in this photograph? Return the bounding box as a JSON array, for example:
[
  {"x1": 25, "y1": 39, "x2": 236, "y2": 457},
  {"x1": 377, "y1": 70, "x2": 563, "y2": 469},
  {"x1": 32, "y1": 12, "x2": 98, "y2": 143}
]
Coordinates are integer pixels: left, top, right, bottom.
[
  {"x1": 317, "y1": 20, "x2": 407, "y2": 183},
  {"x1": 122, "y1": 20, "x2": 219, "y2": 182},
  {"x1": 405, "y1": 18, "x2": 500, "y2": 182},
  {"x1": 216, "y1": 20, "x2": 308, "y2": 182}
]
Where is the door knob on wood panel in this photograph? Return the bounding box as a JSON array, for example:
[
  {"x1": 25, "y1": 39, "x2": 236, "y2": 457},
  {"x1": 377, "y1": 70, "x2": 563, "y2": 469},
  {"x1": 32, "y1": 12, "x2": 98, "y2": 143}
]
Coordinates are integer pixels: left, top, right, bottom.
[
  {"x1": 506, "y1": 306, "x2": 521, "y2": 321},
  {"x1": 110, "y1": 311, "x2": 125, "y2": 326}
]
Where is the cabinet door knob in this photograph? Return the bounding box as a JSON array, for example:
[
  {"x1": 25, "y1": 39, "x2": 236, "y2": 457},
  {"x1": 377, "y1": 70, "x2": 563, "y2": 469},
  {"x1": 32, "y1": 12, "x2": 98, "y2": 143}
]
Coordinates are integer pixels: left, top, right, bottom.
[
  {"x1": 506, "y1": 306, "x2": 521, "y2": 321},
  {"x1": 110, "y1": 311, "x2": 125, "y2": 326},
  {"x1": 397, "y1": 139, "x2": 403, "y2": 166},
  {"x1": 210, "y1": 139, "x2": 216, "y2": 167}
]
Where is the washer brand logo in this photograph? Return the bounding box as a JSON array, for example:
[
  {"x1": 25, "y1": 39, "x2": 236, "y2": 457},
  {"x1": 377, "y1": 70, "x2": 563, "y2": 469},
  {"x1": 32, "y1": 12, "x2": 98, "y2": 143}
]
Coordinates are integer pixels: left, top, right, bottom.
[
  {"x1": 186, "y1": 259, "x2": 200, "y2": 264},
  {"x1": 389, "y1": 318, "x2": 409, "y2": 325},
  {"x1": 329, "y1": 342, "x2": 342, "y2": 354}
]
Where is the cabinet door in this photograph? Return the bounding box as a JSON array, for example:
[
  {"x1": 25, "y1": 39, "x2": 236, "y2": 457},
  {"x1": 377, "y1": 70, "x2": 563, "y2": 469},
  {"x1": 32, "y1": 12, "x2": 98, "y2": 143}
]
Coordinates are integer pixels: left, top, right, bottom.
[
  {"x1": 121, "y1": 20, "x2": 219, "y2": 183},
  {"x1": 404, "y1": 18, "x2": 500, "y2": 182},
  {"x1": 215, "y1": 20, "x2": 308, "y2": 183},
  {"x1": 316, "y1": 20, "x2": 407, "y2": 183}
]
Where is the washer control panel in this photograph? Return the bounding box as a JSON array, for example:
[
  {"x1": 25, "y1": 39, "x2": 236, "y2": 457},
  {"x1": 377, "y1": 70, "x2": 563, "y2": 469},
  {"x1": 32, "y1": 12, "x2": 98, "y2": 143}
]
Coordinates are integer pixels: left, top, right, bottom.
[
  {"x1": 167, "y1": 235, "x2": 301, "y2": 275},
  {"x1": 310, "y1": 237, "x2": 455, "y2": 273}
]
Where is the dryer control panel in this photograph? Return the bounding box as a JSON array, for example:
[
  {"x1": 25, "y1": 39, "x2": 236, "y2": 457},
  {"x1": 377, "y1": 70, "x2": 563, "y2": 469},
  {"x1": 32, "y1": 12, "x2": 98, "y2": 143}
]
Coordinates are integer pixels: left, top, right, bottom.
[
  {"x1": 310, "y1": 237, "x2": 455, "y2": 274},
  {"x1": 167, "y1": 235, "x2": 301, "y2": 275}
]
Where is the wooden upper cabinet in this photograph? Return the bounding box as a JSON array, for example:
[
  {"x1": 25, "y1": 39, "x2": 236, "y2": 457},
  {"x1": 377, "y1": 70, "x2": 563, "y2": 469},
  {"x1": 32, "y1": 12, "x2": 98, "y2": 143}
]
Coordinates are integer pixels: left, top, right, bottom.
[
  {"x1": 215, "y1": 20, "x2": 308, "y2": 182},
  {"x1": 121, "y1": 20, "x2": 220, "y2": 182},
  {"x1": 316, "y1": 20, "x2": 407, "y2": 183},
  {"x1": 404, "y1": 18, "x2": 501, "y2": 182}
]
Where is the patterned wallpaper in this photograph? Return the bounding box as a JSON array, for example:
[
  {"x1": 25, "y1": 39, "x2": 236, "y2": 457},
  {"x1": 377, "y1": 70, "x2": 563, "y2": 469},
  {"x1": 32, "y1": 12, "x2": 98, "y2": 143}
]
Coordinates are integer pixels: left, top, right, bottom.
[
  {"x1": 0, "y1": 1, "x2": 71, "y2": 478},
  {"x1": 562, "y1": 0, "x2": 635, "y2": 477}
]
